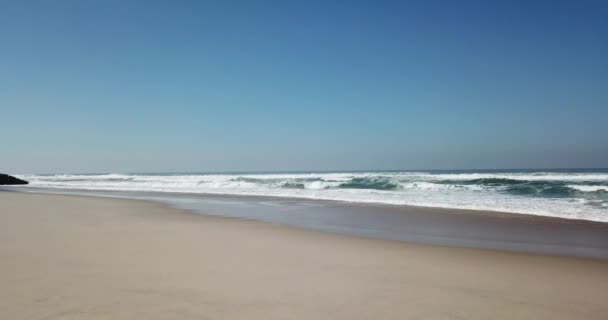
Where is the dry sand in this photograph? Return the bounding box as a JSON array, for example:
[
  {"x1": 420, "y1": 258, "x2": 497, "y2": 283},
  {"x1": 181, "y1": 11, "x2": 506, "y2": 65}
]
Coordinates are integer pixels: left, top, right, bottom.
[{"x1": 1, "y1": 192, "x2": 607, "y2": 319}]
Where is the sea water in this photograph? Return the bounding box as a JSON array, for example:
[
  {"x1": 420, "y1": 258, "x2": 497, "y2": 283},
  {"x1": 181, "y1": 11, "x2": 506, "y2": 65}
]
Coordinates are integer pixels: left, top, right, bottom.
[{"x1": 16, "y1": 169, "x2": 608, "y2": 222}]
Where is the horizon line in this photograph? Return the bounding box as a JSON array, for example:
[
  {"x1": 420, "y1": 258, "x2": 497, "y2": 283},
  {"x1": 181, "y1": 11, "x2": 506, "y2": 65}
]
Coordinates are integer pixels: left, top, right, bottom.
[{"x1": 15, "y1": 167, "x2": 608, "y2": 175}]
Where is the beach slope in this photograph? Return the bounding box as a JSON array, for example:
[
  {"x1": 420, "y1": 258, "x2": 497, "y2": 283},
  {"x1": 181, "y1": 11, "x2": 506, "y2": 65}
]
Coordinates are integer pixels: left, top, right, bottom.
[{"x1": 1, "y1": 192, "x2": 607, "y2": 319}]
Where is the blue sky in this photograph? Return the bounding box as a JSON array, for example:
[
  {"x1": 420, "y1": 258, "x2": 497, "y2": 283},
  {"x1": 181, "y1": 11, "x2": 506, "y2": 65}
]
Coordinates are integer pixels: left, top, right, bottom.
[{"x1": 1, "y1": 1, "x2": 607, "y2": 173}]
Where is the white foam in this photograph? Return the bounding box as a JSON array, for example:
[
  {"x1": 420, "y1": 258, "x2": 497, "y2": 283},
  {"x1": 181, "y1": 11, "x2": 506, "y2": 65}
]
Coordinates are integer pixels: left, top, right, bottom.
[
  {"x1": 568, "y1": 185, "x2": 608, "y2": 192},
  {"x1": 411, "y1": 172, "x2": 608, "y2": 182},
  {"x1": 14, "y1": 171, "x2": 608, "y2": 223}
]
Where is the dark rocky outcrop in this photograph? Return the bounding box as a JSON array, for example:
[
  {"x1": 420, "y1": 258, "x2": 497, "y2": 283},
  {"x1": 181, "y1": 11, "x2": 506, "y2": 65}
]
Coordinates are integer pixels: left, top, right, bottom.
[{"x1": 0, "y1": 174, "x2": 28, "y2": 185}]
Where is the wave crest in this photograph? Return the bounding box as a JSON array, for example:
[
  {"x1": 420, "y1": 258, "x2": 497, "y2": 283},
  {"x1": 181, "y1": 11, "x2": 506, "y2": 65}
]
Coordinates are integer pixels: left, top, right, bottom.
[{"x1": 336, "y1": 177, "x2": 400, "y2": 191}]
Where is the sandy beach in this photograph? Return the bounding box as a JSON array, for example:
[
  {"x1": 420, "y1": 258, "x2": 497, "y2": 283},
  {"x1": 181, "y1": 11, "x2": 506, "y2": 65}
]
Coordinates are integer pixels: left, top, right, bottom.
[{"x1": 1, "y1": 191, "x2": 607, "y2": 319}]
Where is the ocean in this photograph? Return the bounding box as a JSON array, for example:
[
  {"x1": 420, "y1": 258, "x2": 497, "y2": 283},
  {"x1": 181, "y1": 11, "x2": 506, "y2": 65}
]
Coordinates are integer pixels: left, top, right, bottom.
[{"x1": 16, "y1": 168, "x2": 608, "y2": 222}]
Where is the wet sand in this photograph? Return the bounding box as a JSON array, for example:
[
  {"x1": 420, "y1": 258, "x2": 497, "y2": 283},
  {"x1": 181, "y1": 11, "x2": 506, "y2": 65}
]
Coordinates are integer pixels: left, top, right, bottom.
[
  {"x1": 10, "y1": 187, "x2": 608, "y2": 258},
  {"x1": 1, "y1": 192, "x2": 607, "y2": 319}
]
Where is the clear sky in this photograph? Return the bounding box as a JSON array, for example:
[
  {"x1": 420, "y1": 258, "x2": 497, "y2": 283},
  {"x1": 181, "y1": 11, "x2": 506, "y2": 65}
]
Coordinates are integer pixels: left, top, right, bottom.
[{"x1": 1, "y1": 1, "x2": 607, "y2": 173}]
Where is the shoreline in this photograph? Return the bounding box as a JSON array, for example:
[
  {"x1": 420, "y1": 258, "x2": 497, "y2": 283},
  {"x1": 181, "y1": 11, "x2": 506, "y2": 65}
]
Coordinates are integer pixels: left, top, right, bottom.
[
  {"x1": 8, "y1": 185, "x2": 608, "y2": 224},
  {"x1": 4, "y1": 187, "x2": 608, "y2": 259},
  {"x1": 8, "y1": 189, "x2": 608, "y2": 258},
  {"x1": 1, "y1": 191, "x2": 607, "y2": 319}
]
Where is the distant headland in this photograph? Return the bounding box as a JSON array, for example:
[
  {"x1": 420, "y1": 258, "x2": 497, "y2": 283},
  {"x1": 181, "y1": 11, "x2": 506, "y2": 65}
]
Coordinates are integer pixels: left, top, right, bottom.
[{"x1": 0, "y1": 174, "x2": 28, "y2": 185}]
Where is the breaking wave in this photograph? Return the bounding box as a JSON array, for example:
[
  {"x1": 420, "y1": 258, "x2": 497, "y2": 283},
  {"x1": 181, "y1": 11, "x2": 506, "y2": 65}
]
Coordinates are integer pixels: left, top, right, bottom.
[
  {"x1": 337, "y1": 177, "x2": 400, "y2": 190},
  {"x1": 12, "y1": 169, "x2": 608, "y2": 222}
]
